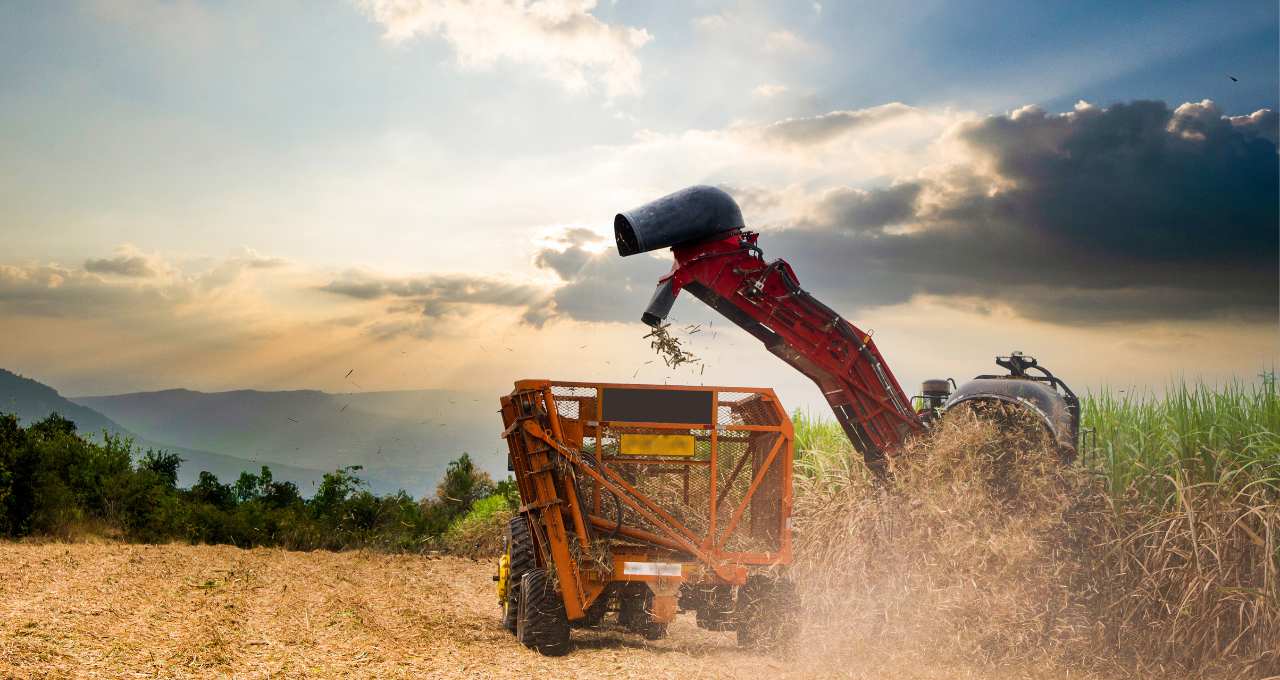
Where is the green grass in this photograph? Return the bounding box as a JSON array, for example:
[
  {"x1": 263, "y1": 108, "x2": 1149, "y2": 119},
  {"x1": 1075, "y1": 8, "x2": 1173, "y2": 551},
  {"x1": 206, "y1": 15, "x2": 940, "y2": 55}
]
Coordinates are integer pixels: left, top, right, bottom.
[{"x1": 792, "y1": 374, "x2": 1280, "y2": 501}]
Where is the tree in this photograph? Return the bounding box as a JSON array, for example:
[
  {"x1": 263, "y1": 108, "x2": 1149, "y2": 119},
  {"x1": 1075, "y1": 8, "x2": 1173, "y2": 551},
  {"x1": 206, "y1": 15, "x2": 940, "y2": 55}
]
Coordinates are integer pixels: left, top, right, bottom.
[
  {"x1": 436, "y1": 453, "x2": 495, "y2": 518},
  {"x1": 140, "y1": 450, "x2": 183, "y2": 489},
  {"x1": 190, "y1": 471, "x2": 235, "y2": 510},
  {"x1": 311, "y1": 465, "x2": 365, "y2": 520}
]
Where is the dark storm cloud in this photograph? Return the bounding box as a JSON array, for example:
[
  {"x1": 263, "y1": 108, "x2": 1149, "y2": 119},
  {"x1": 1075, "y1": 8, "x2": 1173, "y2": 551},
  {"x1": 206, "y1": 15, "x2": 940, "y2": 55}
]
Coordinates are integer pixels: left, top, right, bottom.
[
  {"x1": 531, "y1": 230, "x2": 668, "y2": 323},
  {"x1": 84, "y1": 254, "x2": 155, "y2": 277},
  {"x1": 760, "y1": 103, "x2": 915, "y2": 146},
  {"x1": 765, "y1": 99, "x2": 1279, "y2": 324},
  {"x1": 318, "y1": 272, "x2": 552, "y2": 327},
  {"x1": 811, "y1": 184, "x2": 922, "y2": 232},
  {"x1": 538, "y1": 100, "x2": 1278, "y2": 326}
]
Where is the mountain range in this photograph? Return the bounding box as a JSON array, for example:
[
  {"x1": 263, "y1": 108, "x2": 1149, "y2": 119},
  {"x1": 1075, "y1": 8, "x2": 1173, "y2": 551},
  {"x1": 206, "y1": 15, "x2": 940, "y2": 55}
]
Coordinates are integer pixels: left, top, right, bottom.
[{"x1": 1, "y1": 369, "x2": 505, "y2": 497}]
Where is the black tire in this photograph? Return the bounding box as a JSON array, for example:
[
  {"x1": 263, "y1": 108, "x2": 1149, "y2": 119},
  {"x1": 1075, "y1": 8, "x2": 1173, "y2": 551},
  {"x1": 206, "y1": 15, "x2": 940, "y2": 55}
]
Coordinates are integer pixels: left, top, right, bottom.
[
  {"x1": 735, "y1": 575, "x2": 798, "y2": 651},
  {"x1": 694, "y1": 586, "x2": 736, "y2": 631},
  {"x1": 617, "y1": 583, "x2": 647, "y2": 630},
  {"x1": 641, "y1": 621, "x2": 668, "y2": 641},
  {"x1": 573, "y1": 591, "x2": 609, "y2": 629},
  {"x1": 502, "y1": 516, "x2": 535, "y2": 633},
  {"x1": 516, "y1": 569, "x2": 571, "y2": 656},
  {"x1": 619, "y1": 583, "x2": 667, "y2": 640}
]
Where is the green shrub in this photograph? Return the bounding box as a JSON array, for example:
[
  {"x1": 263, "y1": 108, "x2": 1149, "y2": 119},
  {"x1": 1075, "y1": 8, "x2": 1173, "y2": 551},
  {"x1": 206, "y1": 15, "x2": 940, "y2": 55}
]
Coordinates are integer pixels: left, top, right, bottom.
[
  {"x1": 441, "y1": 492, "x2": 516, "y2": 558},
  {"x1": 0, "y1": 412, "x2": 515, "y2": 553}
]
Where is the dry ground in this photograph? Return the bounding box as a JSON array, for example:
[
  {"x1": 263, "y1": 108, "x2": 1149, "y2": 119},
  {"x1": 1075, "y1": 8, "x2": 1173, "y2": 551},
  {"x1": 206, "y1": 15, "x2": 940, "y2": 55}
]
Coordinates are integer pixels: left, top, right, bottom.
[
  {"x1": 0, "y1": 542, "x2": 783, "y2": 679},
  {"x1": 0, "y1": 542, "x2": 1097, "y2": 680}
]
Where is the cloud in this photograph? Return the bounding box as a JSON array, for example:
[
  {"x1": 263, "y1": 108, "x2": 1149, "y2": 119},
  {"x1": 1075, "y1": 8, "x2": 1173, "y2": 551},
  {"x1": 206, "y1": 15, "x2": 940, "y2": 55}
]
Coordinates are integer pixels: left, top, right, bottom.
[
  {"x1": 752, "y1": 83, "x2": 788, "y2": 98},
  {"x1": 237, "y1": 248, "x2": 289, "y2": 269},
  {"x1": 691, "y1": 12, "x2": 729, "y2": 32},
  {"x1": 806, "y1": 183, "x2": 921, "y2": 232},
  {"x1": 532, "y1": 228, "x2": 668, "y2": 323},
  {"x1": 319, "y1": 270, "x2": 552, "y2": 334},
  {"x1": 0, "y1": 247, "x2": 288, "y2": 320},
  {"x1": 532, "y1": 99, "x2": 1277, "y2": 327},
  {"x1": 355, "y1": 0, "x2": 652, "y2": 97},
  {"x1": 759, "y1": 103, "x2": 917, "y2": 146},
  {"x1": 762, "y1": 99, "x2": 1278, "y2": 324},
  {"x1": 84, "y1": 254, "x2": 156, "y2": 278},
  {"x1": 763, "y1": 29, "x2": 813, "y2": 55}
]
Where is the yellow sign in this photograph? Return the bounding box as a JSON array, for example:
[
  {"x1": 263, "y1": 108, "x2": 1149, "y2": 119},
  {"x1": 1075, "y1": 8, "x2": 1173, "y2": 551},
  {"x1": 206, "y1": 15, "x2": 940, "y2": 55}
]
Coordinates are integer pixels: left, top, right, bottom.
[{"x1": 619, "y1": 433, "x2": 696, "y2": 457}]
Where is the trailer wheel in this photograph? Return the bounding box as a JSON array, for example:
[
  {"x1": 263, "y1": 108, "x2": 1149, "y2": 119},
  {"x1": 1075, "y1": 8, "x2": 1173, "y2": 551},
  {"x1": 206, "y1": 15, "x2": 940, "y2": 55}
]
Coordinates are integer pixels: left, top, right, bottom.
[
  {"x1": 735, "y1": 575, "x2": 798, "y2": 651},
  {"x1": 516, "y1": 569, "x2": 571, "y2": 656},
  {"x1": 617, "y1": 583, "x2": 646, "y2": 629},
  {"x1": 693, "y1": 585, "x2": 736, "y2": 631},
  {"x1": 619, "y1": 583, "x2": 667, "y2": 640},
  {"x1": 502, "y1": 516, "x2": 535, "y2": 633},
  {"x1": 573, "y1": 591, "x2": 609, "y2": 629}
]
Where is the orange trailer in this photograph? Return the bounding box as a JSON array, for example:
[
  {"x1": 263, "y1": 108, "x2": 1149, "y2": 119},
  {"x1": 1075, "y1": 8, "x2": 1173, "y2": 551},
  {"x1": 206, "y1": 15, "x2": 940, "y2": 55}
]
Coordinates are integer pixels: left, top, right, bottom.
[{"x1": 495, "y1": 379, "x2": 797, "y2": 655}]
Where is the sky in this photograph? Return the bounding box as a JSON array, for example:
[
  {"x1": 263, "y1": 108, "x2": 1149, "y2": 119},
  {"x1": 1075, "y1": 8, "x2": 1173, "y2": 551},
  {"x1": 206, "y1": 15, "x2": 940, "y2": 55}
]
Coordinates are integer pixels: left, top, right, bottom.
[{"x1": 0, "y1": 0, "x2": 1276, "y2": 412}]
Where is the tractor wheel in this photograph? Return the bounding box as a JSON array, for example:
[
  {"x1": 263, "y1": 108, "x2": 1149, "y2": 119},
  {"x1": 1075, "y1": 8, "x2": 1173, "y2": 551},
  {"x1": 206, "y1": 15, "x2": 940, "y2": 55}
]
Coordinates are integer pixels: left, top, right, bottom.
[
  {"x1": 516, "y1": 569, "x2": 571, "y2": 656},
  {"x1": 735, "y1": 575, "x2": 798, "y2": 651},
  {"x1": 502, "y1": 516, "x2": 535, "y2": 633}
]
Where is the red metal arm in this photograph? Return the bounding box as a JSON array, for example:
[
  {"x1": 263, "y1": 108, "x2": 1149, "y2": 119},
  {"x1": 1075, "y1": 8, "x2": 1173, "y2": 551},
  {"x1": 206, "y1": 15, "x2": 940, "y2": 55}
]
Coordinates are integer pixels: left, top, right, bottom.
[{"x1": 658, "y1": 231, "x2": 923, "y2": 469}]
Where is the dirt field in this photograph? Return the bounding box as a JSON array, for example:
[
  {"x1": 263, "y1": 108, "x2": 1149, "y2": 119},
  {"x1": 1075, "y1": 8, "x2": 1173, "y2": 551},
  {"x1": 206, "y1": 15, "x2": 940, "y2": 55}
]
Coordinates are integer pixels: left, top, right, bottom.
[
  {"x1": 0, "y1": 542, "x2": 797, "y2": 679},
  {"x1": 0, "y1": 542, "x2": 1114, "y2": 679}
]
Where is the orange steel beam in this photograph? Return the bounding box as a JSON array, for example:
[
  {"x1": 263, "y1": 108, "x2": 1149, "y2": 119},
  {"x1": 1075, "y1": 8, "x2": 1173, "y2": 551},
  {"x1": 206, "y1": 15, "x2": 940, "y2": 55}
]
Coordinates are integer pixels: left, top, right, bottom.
[
  {"x1": 714, "y1": 433, "x2": 785, "y2": 552},
  {"x1": 586, "y1": 515, "x2": 688, "y2": 554},
  {"x1": 707, "y1": 389, "x2": 719, "y2": 551},
  {"x1": 513, "y1": 391, "x2": 586, "y2": 619},
  {"x1": 522, "y1": 420, "x2": 739, "y2": 581},
  {"x1": 713, "y1": 442, "x2": 753, "y2": 511},
  {"x1": 544, "y1": 387, "x2": 593, "y2": 552}
]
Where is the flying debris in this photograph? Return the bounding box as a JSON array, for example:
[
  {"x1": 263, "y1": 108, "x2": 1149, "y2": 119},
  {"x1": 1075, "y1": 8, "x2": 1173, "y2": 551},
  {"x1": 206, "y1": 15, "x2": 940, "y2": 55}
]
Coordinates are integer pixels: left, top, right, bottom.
[{"x1": 644, "y1": 323, "x2": 701, "y2": 369}]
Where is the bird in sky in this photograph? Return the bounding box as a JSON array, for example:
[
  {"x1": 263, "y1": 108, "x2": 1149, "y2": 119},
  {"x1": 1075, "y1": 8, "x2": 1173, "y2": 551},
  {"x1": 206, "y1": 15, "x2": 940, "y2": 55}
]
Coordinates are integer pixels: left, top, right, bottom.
[
  {"x1": 344, "y1": 369, "x2": 354, "y2": 379},
  {"x1": 1228, "y1": 75, "x2": 1239, "y2": 82}
]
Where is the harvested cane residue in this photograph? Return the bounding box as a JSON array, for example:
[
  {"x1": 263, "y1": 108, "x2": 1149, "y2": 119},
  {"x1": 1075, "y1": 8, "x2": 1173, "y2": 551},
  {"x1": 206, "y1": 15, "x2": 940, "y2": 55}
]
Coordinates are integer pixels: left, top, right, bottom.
[{"x1": 644, "y1": 323, "x2": 700, "y2": 369}]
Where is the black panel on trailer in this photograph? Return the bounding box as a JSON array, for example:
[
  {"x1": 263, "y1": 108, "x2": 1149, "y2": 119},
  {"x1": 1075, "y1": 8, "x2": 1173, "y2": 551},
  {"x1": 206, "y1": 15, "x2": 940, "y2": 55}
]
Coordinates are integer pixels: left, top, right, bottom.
[{"x1": 601, "y1": 388, "x2": 714, "y2": 425}]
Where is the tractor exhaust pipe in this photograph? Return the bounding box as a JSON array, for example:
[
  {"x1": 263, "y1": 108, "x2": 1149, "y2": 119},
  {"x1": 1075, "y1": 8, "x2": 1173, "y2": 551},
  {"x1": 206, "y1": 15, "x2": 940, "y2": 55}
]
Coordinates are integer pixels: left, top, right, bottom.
[{"x1": 615, "y1": 185, "x2": 744, "y2": 257}]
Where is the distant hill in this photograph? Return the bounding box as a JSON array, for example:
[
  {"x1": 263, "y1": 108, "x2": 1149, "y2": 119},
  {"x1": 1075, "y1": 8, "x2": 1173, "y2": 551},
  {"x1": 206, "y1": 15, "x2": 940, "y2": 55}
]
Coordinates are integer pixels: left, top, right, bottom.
[
  {"x1": 0, "y1": 368, "x2": 334, "y2": 491},
  {"x1": 74, "y1": 386, "x2": 506, "y2": 497},
  {"x1": 0, "y1": 369, "x2": 125, "y2": 437}
]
